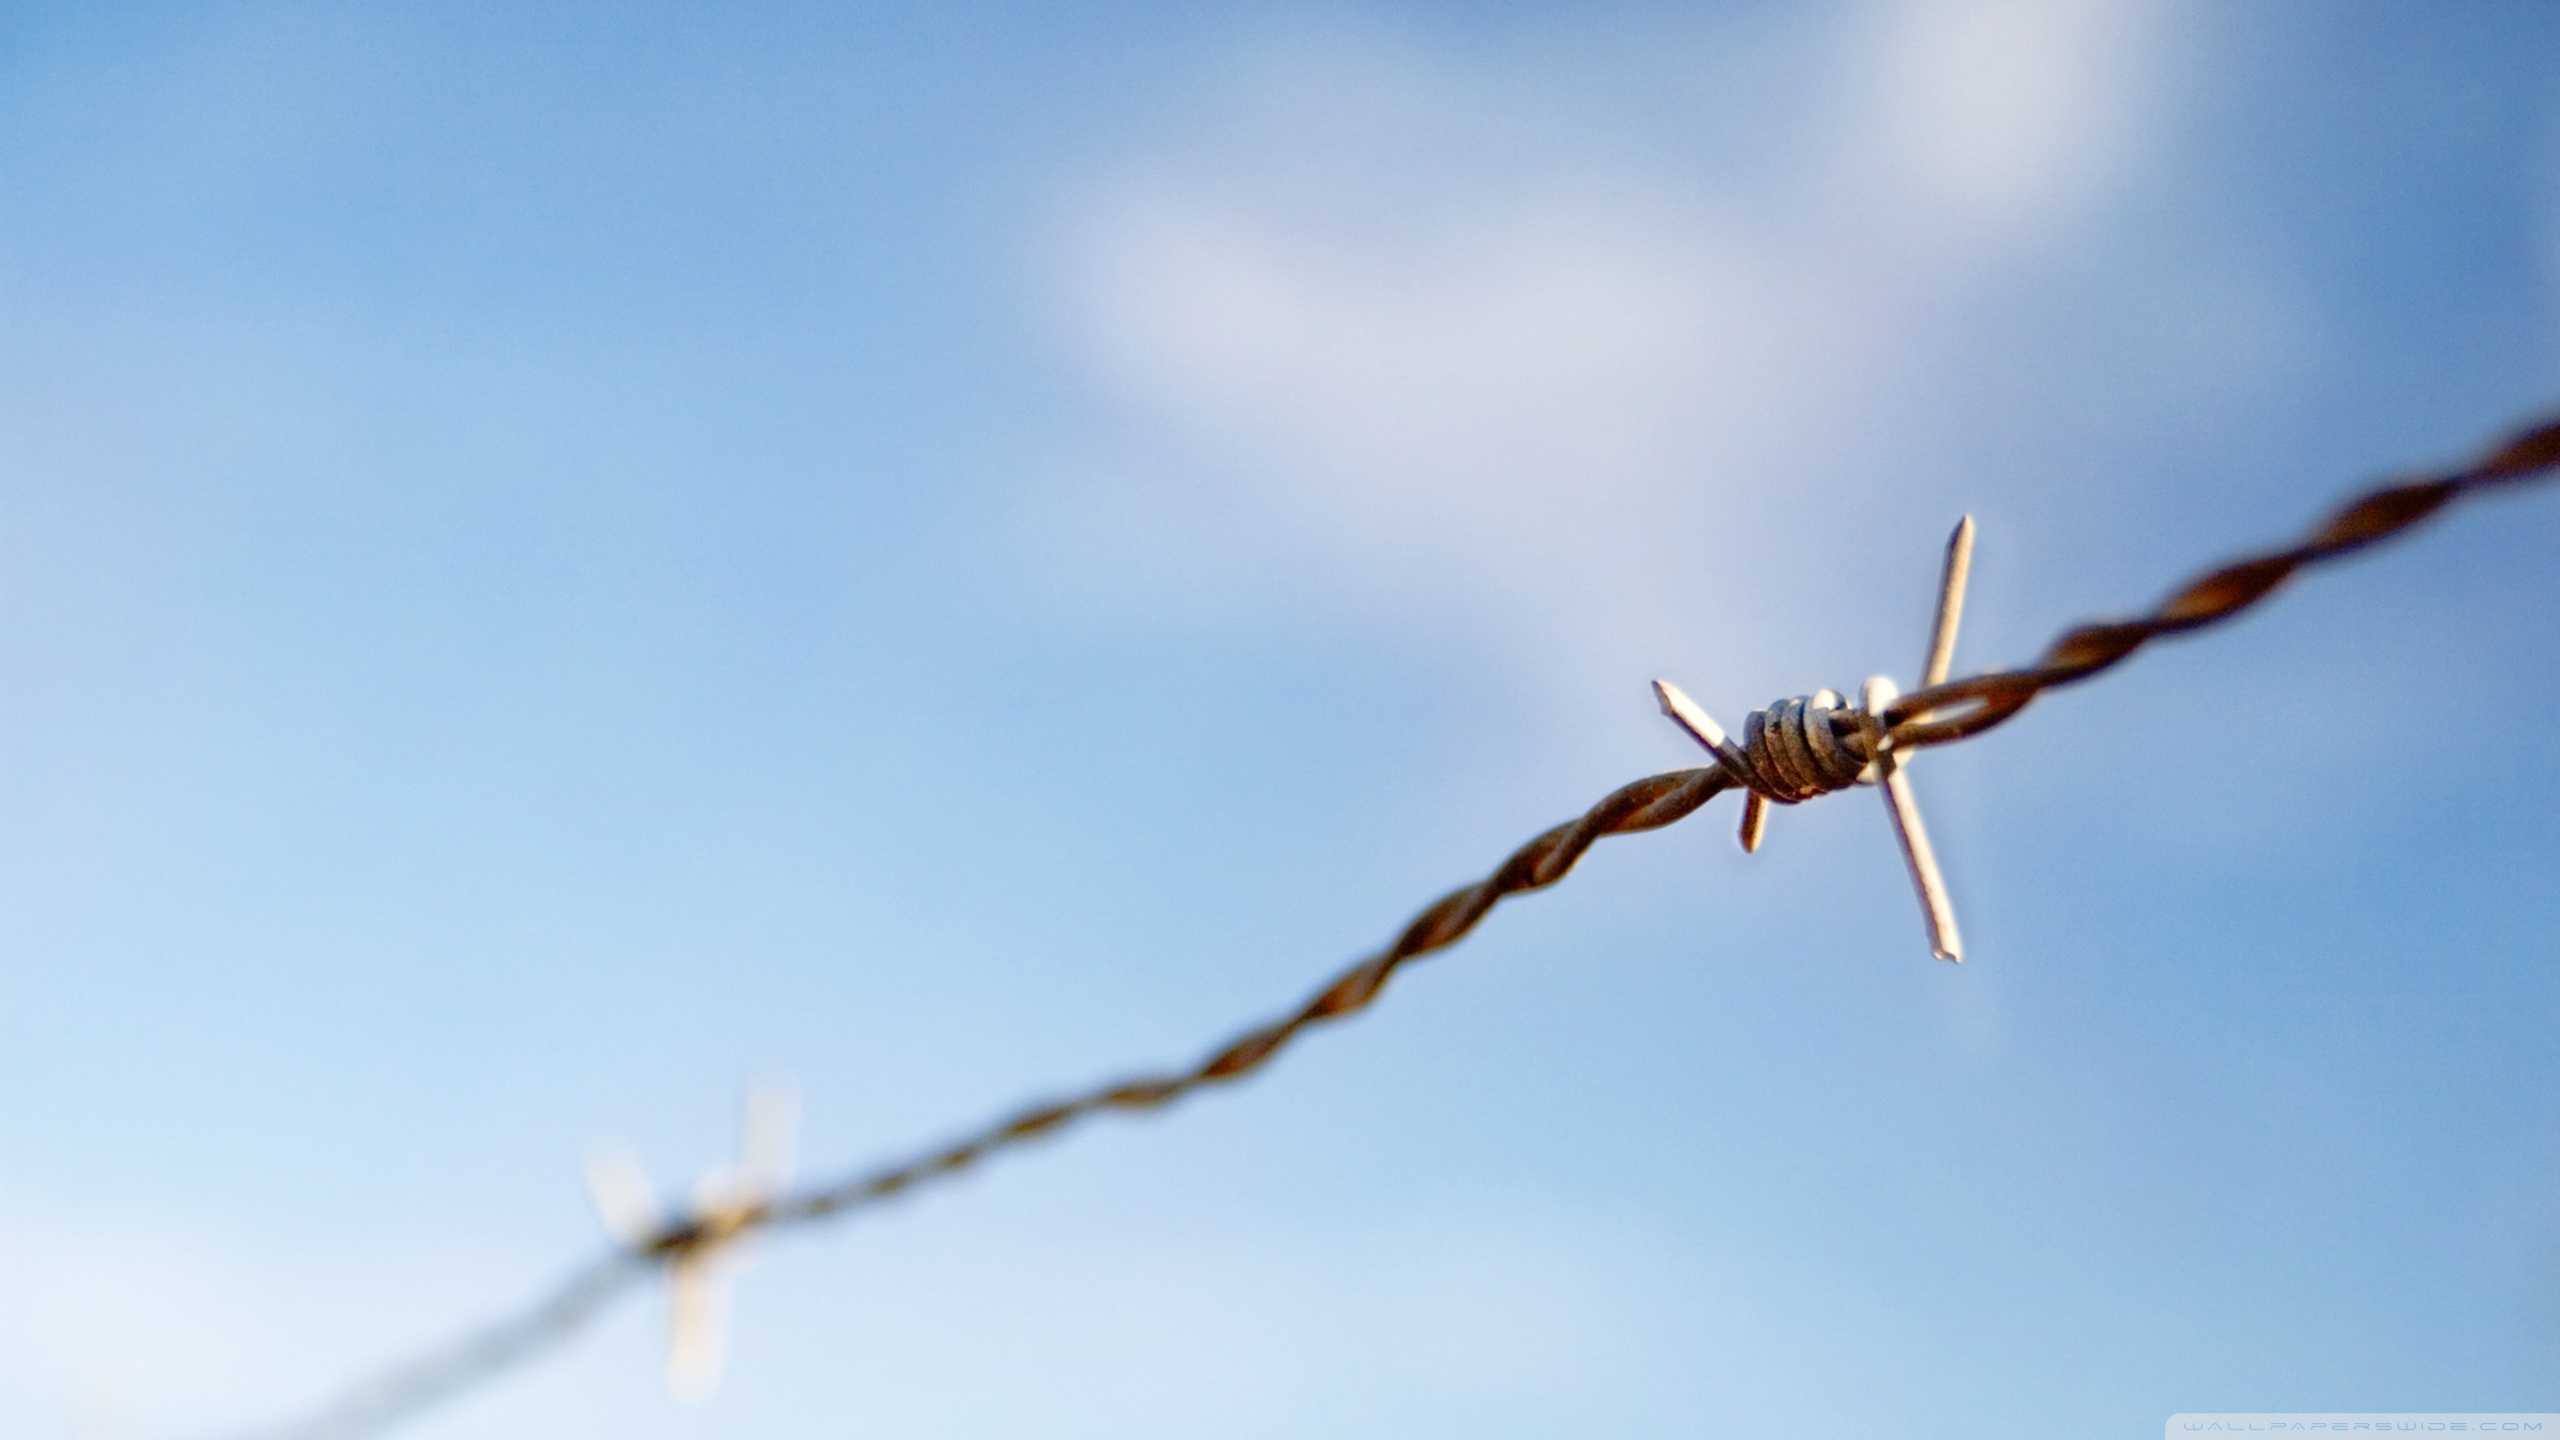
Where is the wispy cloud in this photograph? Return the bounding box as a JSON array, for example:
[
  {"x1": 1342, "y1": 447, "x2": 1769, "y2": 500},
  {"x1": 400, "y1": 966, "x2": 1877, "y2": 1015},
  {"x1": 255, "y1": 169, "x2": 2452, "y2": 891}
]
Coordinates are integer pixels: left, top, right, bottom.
[{"x1": 1028, "y1": 0, "x2": 2267, "y2": 722}]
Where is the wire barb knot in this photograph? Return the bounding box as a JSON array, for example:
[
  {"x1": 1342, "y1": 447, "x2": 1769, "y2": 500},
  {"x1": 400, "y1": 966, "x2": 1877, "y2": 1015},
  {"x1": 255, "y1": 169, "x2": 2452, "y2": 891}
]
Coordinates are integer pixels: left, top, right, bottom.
[
  {"x1": 1725, "y1": 690, "x2": 1875, "y2": 803},
  {"x1": 1653, "y1": 514, "x2": 1979, "y2": 961}
]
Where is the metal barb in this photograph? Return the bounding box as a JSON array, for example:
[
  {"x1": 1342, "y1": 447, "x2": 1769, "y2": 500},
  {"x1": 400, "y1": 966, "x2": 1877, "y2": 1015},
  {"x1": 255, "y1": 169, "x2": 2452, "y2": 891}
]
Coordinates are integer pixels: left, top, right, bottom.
[
  {"x1": 1737, "y1": 792, "x2": 1769, "y2": 852},
  {"x1": 1924, "y1": 516, "x2": 1975, "y2": 688},
  {"x1": 1649, "y1": 679, "x2": 1771, "y2": 852},
  {"x1": 1651, "y1": 680, "x2": 1750, "y2": 787},
  {"x1": 1648, "y1": 516, "x2": 1976, "y2": 960},
  {"x1": 1864, "y1": 675, "x2": 1963, "y2": 962},
  {"x1": 1870, "y1": 513, "x2": 1977, "y2": 962},
  {"x1": 583, "y1": 1082, "x2": 799, "y2": 1403}
]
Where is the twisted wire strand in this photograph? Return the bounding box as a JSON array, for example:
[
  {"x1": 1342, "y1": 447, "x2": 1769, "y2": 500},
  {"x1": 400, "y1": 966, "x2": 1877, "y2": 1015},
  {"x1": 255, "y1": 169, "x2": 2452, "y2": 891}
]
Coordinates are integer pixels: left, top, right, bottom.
[
  {"x1": 775, "y1": 764, "x2": 1733, "y2": 1224},
  {"x1": 1876, "y1": 415, "x2": 2560, "y2": 749},
  {"x1": 222, "y1": 764, "x2": 1731, "y2": 1440},
  {"x1": 227, "y1": 410, "x2": 2560, "y2": 1440}
]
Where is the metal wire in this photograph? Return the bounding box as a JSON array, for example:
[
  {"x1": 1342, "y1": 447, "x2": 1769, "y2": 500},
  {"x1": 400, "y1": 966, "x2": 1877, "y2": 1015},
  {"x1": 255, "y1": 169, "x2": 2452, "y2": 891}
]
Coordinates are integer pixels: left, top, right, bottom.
[
  {"x1": 220, "y1": 410, "x2": 2560, "y2": 1440},
  {"x1": 1876, "y1": 416, "x2": 2560, "y2": 749}
]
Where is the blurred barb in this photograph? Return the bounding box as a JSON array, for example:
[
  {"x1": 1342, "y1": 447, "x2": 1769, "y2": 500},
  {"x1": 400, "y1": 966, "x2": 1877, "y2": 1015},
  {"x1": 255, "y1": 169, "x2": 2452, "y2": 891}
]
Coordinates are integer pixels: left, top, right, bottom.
[
  {"x1": 583, "y1": 1082, "x2": 800, "y2": 1402},
  {"x1": 220, "y1": 762, "x2": 1732, "y2": 1440},
  {"x1": 222, "y1": 410, "x2": 2560, "y2": 1440},
  {"x1": 580, "y1": 1146, "x2": 664, "y2": 1249}
]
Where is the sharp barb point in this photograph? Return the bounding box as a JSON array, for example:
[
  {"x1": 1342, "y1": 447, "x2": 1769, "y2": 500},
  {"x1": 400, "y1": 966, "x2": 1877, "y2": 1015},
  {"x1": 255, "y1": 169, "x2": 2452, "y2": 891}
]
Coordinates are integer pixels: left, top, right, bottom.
[
  {"x1": 1922, "y1": 516, "x2": 1976, "y2": 689},
  {"x1": 1877, "y1": 755, "x2": 1964, "y2": 963}
]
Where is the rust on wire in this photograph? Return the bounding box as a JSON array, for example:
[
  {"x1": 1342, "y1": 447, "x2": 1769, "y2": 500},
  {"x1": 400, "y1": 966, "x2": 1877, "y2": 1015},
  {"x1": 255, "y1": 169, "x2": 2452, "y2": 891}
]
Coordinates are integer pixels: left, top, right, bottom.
[
  {"x1": 225, "y1": 411, "x2": 2560, "y2": 1440},
  {"x1": 1875, "y1": 416, "x2": 2560, "y2": 749}
]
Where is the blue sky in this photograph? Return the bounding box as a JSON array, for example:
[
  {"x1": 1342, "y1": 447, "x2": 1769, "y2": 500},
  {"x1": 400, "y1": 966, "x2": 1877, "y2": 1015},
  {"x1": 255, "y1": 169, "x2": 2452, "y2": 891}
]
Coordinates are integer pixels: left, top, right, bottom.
[{"x1": 2, "y1": 2, "x2": 2557, "y2": 1437}]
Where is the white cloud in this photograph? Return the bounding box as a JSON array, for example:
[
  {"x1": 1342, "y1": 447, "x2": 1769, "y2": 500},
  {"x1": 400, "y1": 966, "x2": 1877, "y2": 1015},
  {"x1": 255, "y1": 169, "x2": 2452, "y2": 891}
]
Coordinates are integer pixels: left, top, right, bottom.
[
  {"x1": 1027, "y1": 1, "x2": 2231, "y2": 726},
  {"x1": 1860, "y1": 0, "x2": 2163, "y2": 230},
  {"x1": 1064, "y1": 180, "x2": 1815, "y2": 569}
]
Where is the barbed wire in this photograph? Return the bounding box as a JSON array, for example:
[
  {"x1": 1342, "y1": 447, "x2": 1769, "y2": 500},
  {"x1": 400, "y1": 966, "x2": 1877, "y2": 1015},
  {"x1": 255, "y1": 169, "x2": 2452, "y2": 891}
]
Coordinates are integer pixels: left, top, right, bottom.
[
  {"x1": 1873, "y1": 417, "x2": 2560, "y2": 749},
  {"x1": 226, "y1": 410, "x2": 2560, "y2": 1440}
]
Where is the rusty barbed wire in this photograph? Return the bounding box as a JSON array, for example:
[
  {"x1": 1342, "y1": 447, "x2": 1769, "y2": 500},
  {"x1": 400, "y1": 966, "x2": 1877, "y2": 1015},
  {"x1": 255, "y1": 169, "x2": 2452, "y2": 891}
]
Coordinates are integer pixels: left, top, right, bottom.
[
  {"x1": 1872, "y1": 416, "x2": 2560, "y2": 750},
  {"x1": 226, "y1": 410, "x2": 2560, "y2": 1440}
]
